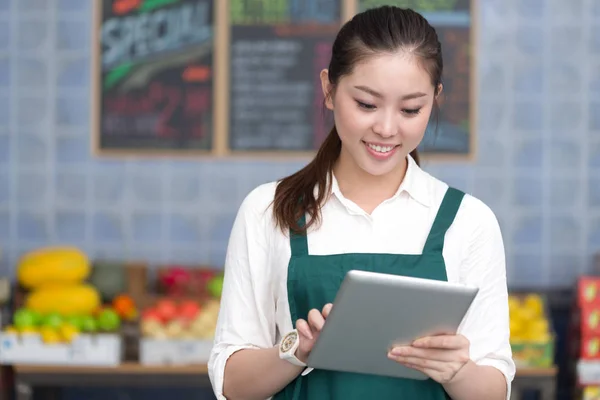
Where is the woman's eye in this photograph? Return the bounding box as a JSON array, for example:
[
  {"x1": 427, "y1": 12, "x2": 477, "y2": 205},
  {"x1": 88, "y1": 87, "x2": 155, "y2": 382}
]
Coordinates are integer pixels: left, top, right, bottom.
[
  {"x1": 356, "y1": 100, "x2": 376, "y2": 110},
  {"x1": 403, "y1": 108, "x2": 422, "y2": 115}
]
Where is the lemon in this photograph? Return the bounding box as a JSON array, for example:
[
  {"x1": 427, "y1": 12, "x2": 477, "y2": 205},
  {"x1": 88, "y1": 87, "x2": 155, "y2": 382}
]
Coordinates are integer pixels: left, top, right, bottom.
[
  {"x1": 59, "y1": 324, "x2": 79, "y2": 343},
  {"x1": 40, "y1": 327, "x2": 61, "y2": 344},
  {"x1": 524, "y1": 294, "x2": 544, "y2": 316}
]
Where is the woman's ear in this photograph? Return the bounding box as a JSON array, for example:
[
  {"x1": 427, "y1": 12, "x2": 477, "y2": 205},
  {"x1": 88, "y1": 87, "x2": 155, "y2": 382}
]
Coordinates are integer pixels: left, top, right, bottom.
[
  {"x1": 320, "y1": 69, "x2": 334, "y2": 110},
  {"x1": 435, "y1": 83, "x2": 443, "y2": 99}
]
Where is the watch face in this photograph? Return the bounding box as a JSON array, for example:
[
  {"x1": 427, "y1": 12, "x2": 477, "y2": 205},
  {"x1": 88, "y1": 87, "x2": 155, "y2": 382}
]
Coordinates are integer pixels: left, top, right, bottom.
[{"x1": 281, "y1": 331, "x2": 298, "y2": 352}]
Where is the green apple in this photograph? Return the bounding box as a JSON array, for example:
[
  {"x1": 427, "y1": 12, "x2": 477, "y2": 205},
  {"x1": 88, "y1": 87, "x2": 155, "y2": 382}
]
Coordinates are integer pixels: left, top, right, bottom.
[
  {"x1": 13, "y1": 308, "x2": 38, "y2": 329},
  {"x1": 97, "y1": 309, "x2": 121, "y2": 332},
  {"x1": 207, "y1": 275, "x2": 224, "y2": 298},
  {"x1": 42, "y1": 312, "x2": 63, "y2": 329},
  {"x1": 65, "y1": 315, "x2": 85, "y2": 330},
  {"x1": 80, "y1": 315, "x2": 98, "y2": 332}
]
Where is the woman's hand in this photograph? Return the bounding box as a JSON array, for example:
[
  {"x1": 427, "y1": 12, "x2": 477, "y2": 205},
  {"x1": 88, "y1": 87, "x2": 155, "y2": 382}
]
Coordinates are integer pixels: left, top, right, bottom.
[
  {"x1": 388, "y1": 334, "x2": 471, "y2": 384},
  {"x1": 294, "y1": 303, "x2": 333, "y2": 362}
]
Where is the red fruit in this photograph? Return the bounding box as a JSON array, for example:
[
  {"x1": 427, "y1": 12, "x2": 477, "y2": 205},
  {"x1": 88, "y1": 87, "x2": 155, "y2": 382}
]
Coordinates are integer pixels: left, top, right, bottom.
[
  {"x1": 179, "y1": 300, "x2": 201, "y2": 320},
  {"x1": 142, "y1": 308, "x2": 162, "y2": 323},
  {"x1": 155, "y1": 299, "x2": 178, "y2": 322}
]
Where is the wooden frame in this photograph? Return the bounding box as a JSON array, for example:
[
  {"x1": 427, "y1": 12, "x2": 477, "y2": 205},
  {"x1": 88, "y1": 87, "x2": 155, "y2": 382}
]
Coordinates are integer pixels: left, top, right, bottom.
[{"x1": 91, "y1": 0, "x2": 476, "y2": 162}]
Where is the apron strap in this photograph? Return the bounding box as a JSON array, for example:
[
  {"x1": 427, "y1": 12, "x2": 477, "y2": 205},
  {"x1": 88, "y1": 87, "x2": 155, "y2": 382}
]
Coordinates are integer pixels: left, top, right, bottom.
[
  {"x1": 422, "y1": 187, "x2": 465, "y2": 254},
  {"x1": 289, "y1": 213, "x2": 309, "y2": 257}
]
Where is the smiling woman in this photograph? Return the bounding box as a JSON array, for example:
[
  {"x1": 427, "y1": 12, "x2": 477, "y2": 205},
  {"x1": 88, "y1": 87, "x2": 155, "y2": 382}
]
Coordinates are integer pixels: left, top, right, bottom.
[{"x1": 209, "y1": 5, "x2": 515, "y2": 400}]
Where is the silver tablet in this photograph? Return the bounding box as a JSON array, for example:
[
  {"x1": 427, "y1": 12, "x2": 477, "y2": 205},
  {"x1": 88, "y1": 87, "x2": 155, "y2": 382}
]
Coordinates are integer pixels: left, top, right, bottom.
[{"x1": 306, "y1": 269, "x2": 479, "y2": 380}]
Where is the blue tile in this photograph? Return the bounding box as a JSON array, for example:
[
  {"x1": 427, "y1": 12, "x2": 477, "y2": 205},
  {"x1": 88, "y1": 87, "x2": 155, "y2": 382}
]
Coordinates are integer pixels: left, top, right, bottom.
[
  {"x1": 168, "y1": 172, "x2": 202, "y2": 203},
  {"x1": 475, "y1": 139, "x2": 506, "y2": 167},
  {"x1": 550, "y1": 101, "x2": 582, "y2": 132},
  {"x1": 591, "y1": 102, "x2": 600, "y2": 130},
  {"x1": 0, "y1": 135, "x2": 10, "y2": 164},
  {"x1": 16, "y1": 58, "x2": 46, "y2": 88},
  {"x1": 549, "y1": 216, "x2": 581, "y2": 248},
  {"x1": 56, "y1": 172, "x2": 87, "y2": 204},
  {"x1": 166, "y1": 246, "x2": 211, "y2": 265},
  {"x1": 0, "y1": 96, "x2": 9, "y2": 127},
  {"x1": 0, "y1": 18, "x2": 8, "y2": 50},
  {"x1": 208, "y1": 242, "x2": 227, "y2": 268},
  {"x1": 57, "y1": 57, "x2": 89, "y2": 88},
  {"x1": 515, "y1": 26, "x2": 544, "y2": 55},
  {"x1": 589, "y1": 219, "x2": 600, "y2": 250},
  {"x1": 517, "y1": 0, "x2": 544, "y2": 18},
  {"x1": 512, "y1": 216, "x2": 543, "y2": 246},
  {"x1": 17, "y1": 211, "x2": 49, "y2": 242},
  {"x1": 57, "y1": 96, "x2": 89, "y2": 127},
  {"x1": 0, "y1": 173, "x2": 8, "y2": 204},
  {"x1": 16, "y1": 18, "x2": 48, "y2": 51},
  {"x1": 509, "y1": 253, "x2": 544, "y2": 288},
  {"x1": 57, "y1": 0, "x2": 91, "y2": 13},
  {"x1": 208, "y1": 213, "x2": 236, "y2": 244},
  {"x1": 92, "y1": 212, "x2": 125, "y2": 243},
  {"x1": 168, "y1": 214, "x2": 202, "y2": 243},
  {"x1": 513, "y1": 65, "x2": 544, "y2": 93},
  {"x1": 513, "y1": 102, "x2": 543, "y2": 130},
  {"x1": 17, "y1": 172, "x2": 47, "y2": 206},
  {"x1": 93, "y1": 173, "x2": 125, "y2": 204},
  {"x1": 131, "y1": 213, "x2": 163, "y2": 243},
  {"x1": 592, "y1": 25, "x2": 600, "y2": 55},
  {"x1": 550, "y1": 63, "x2": 581, "y2": 93},
  {"x1": 591, "y1": 144, "x2": 600, "y2": 169},
  {"x1": 0, "y1": 211, "x2": 9, "y2": 242},
  {"x1": 551, "y1": 27, "x2": 583, "y2": 58},
  {"x1": 0, "y1": 58, "x2": 9, "y2": 86},
  {"x1": 549, "y1": 179, "x2": 580, "y2": 208},
  {"x1": 55, "y1": 211, "x2": 86, "y2": 242},
  {"x1": 129, "y1": 174, "x2": 163, "y2": 204},
  {"x1": 17, "y1": 97, "x2": 48, "y2": 128},
  {"x1": 590, "y1": 179, "x2": 600, "y2": 207},
  {"x1": 514, "y1": 139, "x2": 543, "y2": 168},
  {"x1": 550, "y1": 140, "x2": 581, "y2": 169},
  {"x1": 0, "y1": 1, "x2": 10, "y2": 12},
  {"x1": 548, "y1": 253, "x2": 583, "y2": 287},
  {"x1": 17, "y1": 134, "x2": 48, "y2": 165},
  {"x1": 16, "y1": 0, "x2": 48, "y2": 13},
  {"x1": 57, "y1": 20, "x2": 89, "y2": 51},
  {"x1": 56, "y1": 136, "x2": 89, "y2": 164},
  {"x1": 514, "y1": 177, "x2": 543, "y2": 207}
]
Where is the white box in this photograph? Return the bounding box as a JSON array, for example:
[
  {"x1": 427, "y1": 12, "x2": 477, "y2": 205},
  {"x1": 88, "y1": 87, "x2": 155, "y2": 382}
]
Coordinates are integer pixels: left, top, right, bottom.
[
  {"x1": 0, "y1": 333, "x2": 122, "y2": 366},
  {"x1": 139, "y1": 338, "x2": 212, "y2": 365}
]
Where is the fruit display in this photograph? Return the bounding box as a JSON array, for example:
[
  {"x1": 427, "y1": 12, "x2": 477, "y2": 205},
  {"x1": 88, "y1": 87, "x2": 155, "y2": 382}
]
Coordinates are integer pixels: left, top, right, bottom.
[
  {"x1": 509, "y1": 293, "x2": 554, "y2": 368},
  {"x1": 140, "y1": 298, "x2": 219, "y2": 340},
  {"x1": 4, "y1": 305, "x2": 122, "y2": 344},
  {"x1": 158, "y1": 266, "x2": 224, "y2": 298}
]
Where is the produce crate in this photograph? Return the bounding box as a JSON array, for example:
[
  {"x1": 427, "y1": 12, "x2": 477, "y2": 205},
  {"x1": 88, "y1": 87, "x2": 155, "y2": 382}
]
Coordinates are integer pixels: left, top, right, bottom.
[
  {"x1": 509, "y1": 292, "x2": 555, "y2": 368},
  {"x1": 139, "y1": 338, "x2": 212, "y2": 365},
  {"x1": 0, "y1": 332, "x2": 122, "y2": 366}
]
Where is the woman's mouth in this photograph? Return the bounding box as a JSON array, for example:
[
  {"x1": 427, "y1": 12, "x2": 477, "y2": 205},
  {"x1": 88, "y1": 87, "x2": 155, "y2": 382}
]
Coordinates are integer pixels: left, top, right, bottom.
[{"x1": 363, "y1": 141, "x2": 400, "y2": 160}]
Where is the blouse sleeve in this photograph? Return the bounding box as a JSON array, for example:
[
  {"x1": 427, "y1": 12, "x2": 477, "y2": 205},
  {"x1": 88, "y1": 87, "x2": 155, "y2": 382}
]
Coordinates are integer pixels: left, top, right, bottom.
[
  {"x1": 208, "y1": 185, "x2": 278, "y2": 400},
  {"x1": 456, "y1": 197, "x2": 516, "y2": 400}
]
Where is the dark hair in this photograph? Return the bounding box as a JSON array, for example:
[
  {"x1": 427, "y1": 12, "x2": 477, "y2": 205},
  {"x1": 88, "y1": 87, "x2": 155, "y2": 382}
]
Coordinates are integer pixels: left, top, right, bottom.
[{"x1": 273, "y1": 6, "x2": 443, "y2": 234}]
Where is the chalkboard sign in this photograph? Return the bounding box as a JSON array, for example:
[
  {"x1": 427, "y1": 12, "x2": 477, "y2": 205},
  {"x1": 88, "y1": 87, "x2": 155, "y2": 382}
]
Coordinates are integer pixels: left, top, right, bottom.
[
  {"x1": 227, "y1": 0, "x2": 342, "y2": 152},
  {"x1": 92, "y1": 0, "x2": 215, "y2": 154},
  {"x1": 359, "y1": 0, "x2": 474, "y2": 156}
]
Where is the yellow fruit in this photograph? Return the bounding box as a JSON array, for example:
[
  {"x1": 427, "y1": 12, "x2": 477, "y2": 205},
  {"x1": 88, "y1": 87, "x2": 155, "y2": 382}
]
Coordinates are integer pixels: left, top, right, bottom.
[
  {"x1": 508, "y1": 296, "x2": 521, "y2": 310},
  {"x1": 19, "y1": 326, "x2": 38, "y2": 335},
  {"x1": 59, "y1": 324, "x2": 79, "y2": 343},
  {"x1": 523, "y1": 294, "x2": 544, "y2": 316},
  {"x1": 40, "y1": 327, "x2": 61, "y2": 344},
  {"x1": 17, "y1": 246, "x2": 90, "y2": 289},
  {"x1": 25, "y1": 283, "x2": 101, "y2": 316}
]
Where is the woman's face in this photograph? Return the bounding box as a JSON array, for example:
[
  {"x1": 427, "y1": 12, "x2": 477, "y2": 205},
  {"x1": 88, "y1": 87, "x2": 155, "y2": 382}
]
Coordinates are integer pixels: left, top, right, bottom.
[{"x1": 321, "y1": 52, "x2": 438, "y2": 177}]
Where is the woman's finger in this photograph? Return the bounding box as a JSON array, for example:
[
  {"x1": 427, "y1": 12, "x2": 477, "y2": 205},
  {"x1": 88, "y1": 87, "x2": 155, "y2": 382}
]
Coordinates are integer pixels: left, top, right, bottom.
[
  {"x1": 389, "y1": 355, "x2": 447, "y2": 372},
  {"x1": 322, "y1": 303, "x2": 333, "y2": 318},
  {"x1": 295, "y1": 319, "x2": 314, "y2": 340},
  {"x1": 389, "y1": 346, "x2": 460, "y2": 362},
  {"x1": 307, "y1": 308, "x2": 325, "y2": 332}
]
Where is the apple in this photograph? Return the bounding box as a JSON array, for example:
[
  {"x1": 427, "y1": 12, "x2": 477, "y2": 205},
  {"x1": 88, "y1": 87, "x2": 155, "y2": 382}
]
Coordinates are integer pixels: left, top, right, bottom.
[
  {"x1": 13, "y1": 308, "x2": 39, "y2": 329},
  {"x1": 155, "y1": 299, "x2": 178, "y2": 322},
  {"x1": 207, "y1": 274, "x2": 224, "y2": 298},
  {"x1": 65, "y1": 315, "x2": 85, "y2": 330},
  {"x1": 97, "y1": 309, "x2": 121, "y2": 332},
  {"x1": 142, "y1": 308, "x2": 162, "y2": 323},
  {"x1": 42, "y1": 312, "x2": 63, "y2": 329},
  {"x1": 80, "y1": 315, "x2": 97, "y2": 332},
  {"x1": 178, "y1": 300, "x2": 200, "y2": 321}
]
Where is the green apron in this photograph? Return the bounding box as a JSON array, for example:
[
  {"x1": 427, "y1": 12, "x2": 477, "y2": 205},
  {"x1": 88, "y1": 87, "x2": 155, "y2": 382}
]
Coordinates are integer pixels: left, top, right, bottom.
[{"x1": 273, "y1": 187, "x2": 465, "y2": 400}]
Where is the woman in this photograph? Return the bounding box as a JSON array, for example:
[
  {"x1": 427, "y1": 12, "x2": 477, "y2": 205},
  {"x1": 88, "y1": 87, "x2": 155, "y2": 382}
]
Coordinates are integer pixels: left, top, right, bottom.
[{"x1": 209, "y1": 5, "x2": 514, "y2": 400}]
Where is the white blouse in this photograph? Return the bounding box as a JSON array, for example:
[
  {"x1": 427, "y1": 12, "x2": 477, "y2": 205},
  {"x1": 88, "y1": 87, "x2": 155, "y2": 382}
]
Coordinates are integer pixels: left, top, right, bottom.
[{"x1": 208, "y1": 156, "x2": 515, "y2": 400}]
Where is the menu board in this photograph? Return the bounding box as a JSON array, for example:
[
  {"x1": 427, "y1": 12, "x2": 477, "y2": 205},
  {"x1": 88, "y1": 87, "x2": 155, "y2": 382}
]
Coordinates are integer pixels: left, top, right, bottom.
[
  {"x1": 359, "y1": 0, "x2": 473, "y2": 155},
  {"x1": 93, "y1": 0, "x2": 215, "y2": 152},
  {"x1": 227, "y1": 0, "x2": 342, "y2": 151}
]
